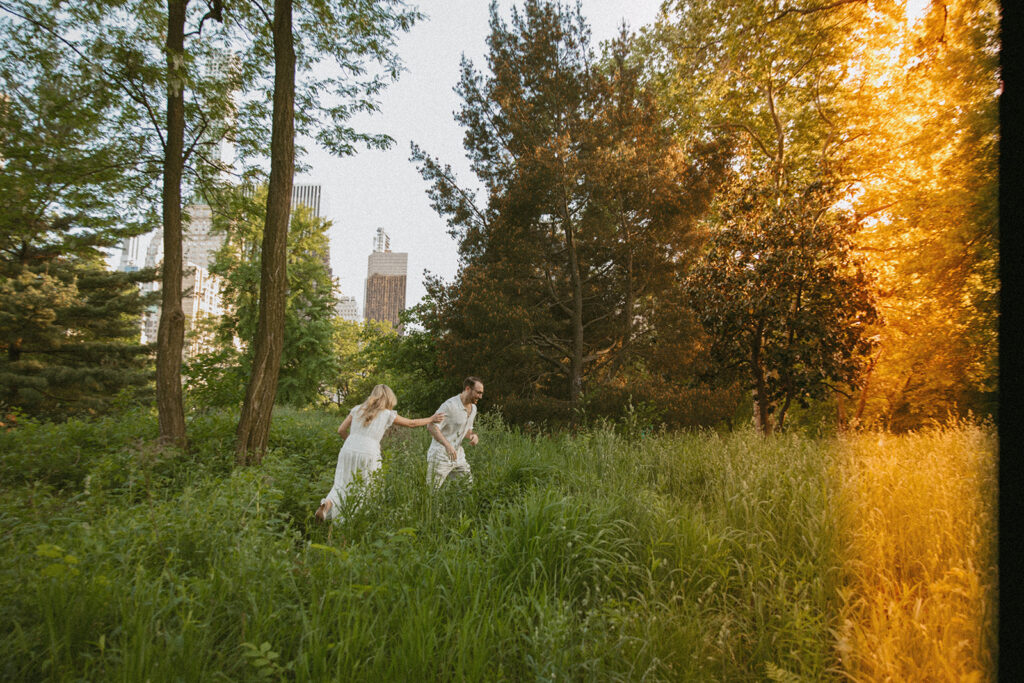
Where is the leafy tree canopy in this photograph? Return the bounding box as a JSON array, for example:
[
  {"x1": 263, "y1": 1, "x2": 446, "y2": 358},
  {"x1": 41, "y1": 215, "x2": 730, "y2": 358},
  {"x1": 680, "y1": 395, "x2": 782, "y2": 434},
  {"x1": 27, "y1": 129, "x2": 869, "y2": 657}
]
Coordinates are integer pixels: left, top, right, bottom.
[
  {"x1": 685, "y1": 179, "x2": 878, "y2": 434},
  {"x1": 0, "y1": 11, "x2": 157, "y2": 418},
  {"x1": 331, "y1": 305, "x2": 450, "y2": 418},
  {"x1": 645, "y1": 0, "x2": 998, "y2": 429},
  {"x1": 415, "y1": 0, "x2": 728, "y2": 423}
]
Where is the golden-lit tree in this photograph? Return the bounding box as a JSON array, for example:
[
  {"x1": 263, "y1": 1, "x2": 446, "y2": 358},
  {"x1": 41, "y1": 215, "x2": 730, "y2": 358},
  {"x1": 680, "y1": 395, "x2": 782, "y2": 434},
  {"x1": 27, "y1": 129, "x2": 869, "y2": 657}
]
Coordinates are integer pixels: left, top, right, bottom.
[
  {"x1": 837, "y1": 0, "x2": 999, "y2": 429},
  {"x1": 645, "y1": 0, "x2": 864, "y2": 190},
  {"x1": 646, "y1": 0, "x2": 998, "y2": 429},
  {"x1": 684, "y1": 179, "x2": 879, "y2": 435}
]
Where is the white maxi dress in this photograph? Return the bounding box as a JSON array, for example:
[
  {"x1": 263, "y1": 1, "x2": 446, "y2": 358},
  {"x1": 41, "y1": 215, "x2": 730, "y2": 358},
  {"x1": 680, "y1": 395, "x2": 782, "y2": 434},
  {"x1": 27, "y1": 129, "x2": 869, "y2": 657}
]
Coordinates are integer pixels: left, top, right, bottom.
[{"x1": 320, "y1": 405, "x2": 397, "y2": 520}]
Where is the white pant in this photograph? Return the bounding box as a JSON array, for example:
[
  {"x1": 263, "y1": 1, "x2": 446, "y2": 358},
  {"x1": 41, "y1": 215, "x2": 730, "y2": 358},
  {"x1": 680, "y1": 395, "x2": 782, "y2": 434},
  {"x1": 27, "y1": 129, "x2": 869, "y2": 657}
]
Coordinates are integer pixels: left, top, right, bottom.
[{"x1": 427, "y1": 450, "x2": 472, "y2": 488}]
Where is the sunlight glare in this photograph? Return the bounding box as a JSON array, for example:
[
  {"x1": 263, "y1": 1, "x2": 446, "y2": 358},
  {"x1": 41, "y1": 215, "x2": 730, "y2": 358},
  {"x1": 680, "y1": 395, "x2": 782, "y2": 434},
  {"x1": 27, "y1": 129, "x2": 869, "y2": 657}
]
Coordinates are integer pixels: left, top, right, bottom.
[{"x1": 906, "y1": 0, "x2": 930, "y2": 27}]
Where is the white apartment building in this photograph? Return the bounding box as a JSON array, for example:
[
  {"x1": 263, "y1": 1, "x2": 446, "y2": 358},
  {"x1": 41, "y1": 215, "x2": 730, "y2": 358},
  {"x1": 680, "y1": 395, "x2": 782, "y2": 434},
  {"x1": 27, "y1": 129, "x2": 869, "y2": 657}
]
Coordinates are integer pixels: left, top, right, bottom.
[
  {"x1": 139, "y1": 204, "x2": 227, "y2": 356},
  {"x1": 335, "y1": 294, "x2": 359, "y2": 323}
]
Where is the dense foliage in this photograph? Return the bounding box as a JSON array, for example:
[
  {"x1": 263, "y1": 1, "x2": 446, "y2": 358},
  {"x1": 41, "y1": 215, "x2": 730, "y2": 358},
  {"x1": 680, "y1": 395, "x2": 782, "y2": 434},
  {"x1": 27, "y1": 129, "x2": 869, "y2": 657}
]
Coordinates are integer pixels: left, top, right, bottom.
[
  {"x1": 1, "y1": 0, "x2": 995, "y2": 433},
  {"x1": 331, "y1": 306, "x2": 452, "y2": 418},
  {"x1": 415, "y1": 1, "x2": 730, "y2": 425},
  {"x1": 834, "y1": 0, "x2": 1000, "y2": 428},
  {"x1": 0, "y1": 15, "x2": 158, "y2": 418},
  {"x1": 0, "y1": 255, "x2": 156, "y2": 418},
  {"x1": 646, "y1": 0, "x2": 999, "y2": 429},
  {"x1": 685, "y1": 180, "x2": 878, "y2": 434}
]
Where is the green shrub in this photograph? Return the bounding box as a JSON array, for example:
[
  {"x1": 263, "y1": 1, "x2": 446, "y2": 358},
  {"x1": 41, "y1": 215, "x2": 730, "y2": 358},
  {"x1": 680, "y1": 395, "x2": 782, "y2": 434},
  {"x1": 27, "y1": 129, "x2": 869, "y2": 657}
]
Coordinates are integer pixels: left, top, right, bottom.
[{"x1": 0, "y1": 408, "x2": 158, "y2": 489}]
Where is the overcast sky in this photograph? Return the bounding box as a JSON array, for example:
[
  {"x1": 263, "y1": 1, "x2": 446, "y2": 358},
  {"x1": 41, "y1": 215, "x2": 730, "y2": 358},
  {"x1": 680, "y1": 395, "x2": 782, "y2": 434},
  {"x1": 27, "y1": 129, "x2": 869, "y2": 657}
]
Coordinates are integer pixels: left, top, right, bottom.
[{"x1": 302, "y1": 0, "x2": 666, "y2": 318}]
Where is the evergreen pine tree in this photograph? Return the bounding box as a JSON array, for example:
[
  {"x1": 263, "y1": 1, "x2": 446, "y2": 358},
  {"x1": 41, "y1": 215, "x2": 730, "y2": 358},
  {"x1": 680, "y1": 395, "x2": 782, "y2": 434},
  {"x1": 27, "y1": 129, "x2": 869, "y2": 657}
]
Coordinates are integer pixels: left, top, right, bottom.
[{"x1": 0, "y1": 11, "x2": 158, "y2": 418}]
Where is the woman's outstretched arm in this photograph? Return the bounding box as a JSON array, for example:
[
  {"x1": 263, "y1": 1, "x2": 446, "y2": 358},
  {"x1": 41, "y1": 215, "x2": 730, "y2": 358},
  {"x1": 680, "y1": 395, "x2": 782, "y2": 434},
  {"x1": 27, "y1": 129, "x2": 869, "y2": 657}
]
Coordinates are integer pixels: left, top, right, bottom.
[
  {"x1": 393, "y1": 413, "x2": 445, "y2": 428},
  {"x1": 337, "y1": 413, "x2": 353, "y2": 437}
]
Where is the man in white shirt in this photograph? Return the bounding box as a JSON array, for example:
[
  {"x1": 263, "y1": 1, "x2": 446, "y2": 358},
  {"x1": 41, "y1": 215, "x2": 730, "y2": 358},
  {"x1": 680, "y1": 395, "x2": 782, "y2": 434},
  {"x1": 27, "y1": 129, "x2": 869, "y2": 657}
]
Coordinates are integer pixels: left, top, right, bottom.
[{"x1": 426, "y1": 376, "x2": 483, "y2": 488}]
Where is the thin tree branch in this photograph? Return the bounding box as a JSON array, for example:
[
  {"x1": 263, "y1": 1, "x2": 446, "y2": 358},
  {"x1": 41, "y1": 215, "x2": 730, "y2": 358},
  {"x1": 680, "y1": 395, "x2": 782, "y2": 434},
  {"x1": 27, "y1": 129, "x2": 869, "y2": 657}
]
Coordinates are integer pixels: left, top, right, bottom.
[
  {"x1": 0, "y1": 0, "x2": 168, "y2": 149},
  {"x1": 239, "y1": 0, "x2": 273, "y2": 30},
  {"x1": 182, "y1": 115, "x2": 212, "y2": 164},
  {"x1": 712, "y1": 120, "x2": 773, "y2": 161},
  {"x1": 185, "y1": 0, "x2": 224, "y2": 38}
]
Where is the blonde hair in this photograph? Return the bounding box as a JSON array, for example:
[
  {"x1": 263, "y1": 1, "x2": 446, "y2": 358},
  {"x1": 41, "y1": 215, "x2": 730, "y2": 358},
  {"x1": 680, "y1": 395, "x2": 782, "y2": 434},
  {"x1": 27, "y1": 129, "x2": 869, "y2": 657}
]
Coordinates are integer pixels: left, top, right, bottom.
[{"x1": 359, "y1": 384, "x2": 397, "y2": 426}]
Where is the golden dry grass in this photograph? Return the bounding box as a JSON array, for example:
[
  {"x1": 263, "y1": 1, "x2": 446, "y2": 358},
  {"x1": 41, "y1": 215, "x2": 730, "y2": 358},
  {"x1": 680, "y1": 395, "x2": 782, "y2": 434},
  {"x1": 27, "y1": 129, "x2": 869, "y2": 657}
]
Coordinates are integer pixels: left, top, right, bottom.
[{"x1": 832, "y1": 424, "x2": 997, "y2": 682}]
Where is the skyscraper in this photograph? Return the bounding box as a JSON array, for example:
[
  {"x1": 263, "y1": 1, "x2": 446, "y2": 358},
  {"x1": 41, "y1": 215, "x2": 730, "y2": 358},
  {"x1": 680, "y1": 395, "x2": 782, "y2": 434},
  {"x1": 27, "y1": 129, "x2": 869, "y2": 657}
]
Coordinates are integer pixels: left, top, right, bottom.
[
  {"x1": 291, "y1": 184, "x2": 322, "y2": 217},
  {"x1": 291, "y1": 183, "x2": 331, "y2": 277},
  {"x1": 363, "y1": 228, "x2": 407, "y2": 332},
  {"x1": 117, "y1": 235, "x2": 142, "y2": 272}
]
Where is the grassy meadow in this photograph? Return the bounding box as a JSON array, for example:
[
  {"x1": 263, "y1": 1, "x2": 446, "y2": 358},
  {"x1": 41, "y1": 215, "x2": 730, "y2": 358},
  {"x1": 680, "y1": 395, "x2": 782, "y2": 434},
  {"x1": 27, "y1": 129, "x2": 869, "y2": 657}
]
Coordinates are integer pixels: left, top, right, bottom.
[{"x1": 0, "y1": 409, "x2": 996, "y2": 681}]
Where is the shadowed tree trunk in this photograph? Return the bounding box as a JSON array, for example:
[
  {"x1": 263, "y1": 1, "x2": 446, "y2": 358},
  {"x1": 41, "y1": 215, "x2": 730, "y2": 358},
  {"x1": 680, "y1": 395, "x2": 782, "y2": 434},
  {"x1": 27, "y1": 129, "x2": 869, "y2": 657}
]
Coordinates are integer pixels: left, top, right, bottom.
[
  {"x1": 854, "y1": 348, "x2": 883, "y2": 423},
  {"x1": 235, "y1": 0, "x2": 294, "y2": 463},
  {"x1": 156, "y1": 0, "x2": 188, "y2": 447},
  {"x1": 566, "y1": 219, "x2": 584, "y2": 407},
  {"x1": 751, "y1": 323, "x2": 773, "y2": 435}
]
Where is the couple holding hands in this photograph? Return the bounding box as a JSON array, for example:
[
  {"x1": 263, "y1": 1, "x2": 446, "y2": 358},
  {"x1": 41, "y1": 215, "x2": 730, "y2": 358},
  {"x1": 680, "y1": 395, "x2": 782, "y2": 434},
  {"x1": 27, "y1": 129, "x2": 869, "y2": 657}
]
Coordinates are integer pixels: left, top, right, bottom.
[{"x1": 315, "y1": 377, "x2": 485, "y2": 522}]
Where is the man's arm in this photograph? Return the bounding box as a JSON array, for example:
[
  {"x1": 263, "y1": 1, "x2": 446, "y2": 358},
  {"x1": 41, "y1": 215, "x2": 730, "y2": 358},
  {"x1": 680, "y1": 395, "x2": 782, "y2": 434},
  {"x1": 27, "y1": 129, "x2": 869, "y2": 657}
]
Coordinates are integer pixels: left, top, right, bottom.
[
  {"x1": 465, "y1": 408, "x2": 479, "y2": 445},
  {"x1": 428, "y1": 422, "x2": 458, "y2": 461}
]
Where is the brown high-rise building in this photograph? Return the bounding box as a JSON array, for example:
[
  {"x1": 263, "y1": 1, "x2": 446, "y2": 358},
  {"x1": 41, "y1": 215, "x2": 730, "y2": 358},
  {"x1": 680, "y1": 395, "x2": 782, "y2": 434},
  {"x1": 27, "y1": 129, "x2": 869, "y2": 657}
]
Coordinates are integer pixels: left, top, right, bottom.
[{"x1": 364, "y1": 228, "x2": 407, "y2": 332}]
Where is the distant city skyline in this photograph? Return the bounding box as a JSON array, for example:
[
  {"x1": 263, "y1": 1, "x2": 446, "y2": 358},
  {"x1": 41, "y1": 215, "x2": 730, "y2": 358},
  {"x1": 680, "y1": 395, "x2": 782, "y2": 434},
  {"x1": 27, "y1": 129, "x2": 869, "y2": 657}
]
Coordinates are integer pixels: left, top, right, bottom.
[
  {"x1": 110, "y1": 2, "x2": 666, "y2": 318},
  {"x1": 121, "y1": 184, "x2": 329, "y2": 351},
  {"x1": 300, "y1": 0, "x2": 665, "y2": 318}
]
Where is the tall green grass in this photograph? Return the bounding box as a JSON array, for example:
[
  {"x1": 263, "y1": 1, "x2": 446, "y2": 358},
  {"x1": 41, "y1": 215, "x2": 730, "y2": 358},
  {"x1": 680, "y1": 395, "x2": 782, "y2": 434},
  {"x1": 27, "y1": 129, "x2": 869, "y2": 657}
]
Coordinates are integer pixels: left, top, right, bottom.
[{"x1": 0, "y1": 408, "x2": 990, "y2": 681}]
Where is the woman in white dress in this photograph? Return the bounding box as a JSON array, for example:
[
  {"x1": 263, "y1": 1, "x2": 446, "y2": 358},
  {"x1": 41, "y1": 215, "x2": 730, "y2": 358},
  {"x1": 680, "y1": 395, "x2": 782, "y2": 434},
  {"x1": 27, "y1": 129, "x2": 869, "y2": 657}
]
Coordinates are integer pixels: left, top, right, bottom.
[{"x1": 315, "y1": 384, "x2": 443, "y2": 522}]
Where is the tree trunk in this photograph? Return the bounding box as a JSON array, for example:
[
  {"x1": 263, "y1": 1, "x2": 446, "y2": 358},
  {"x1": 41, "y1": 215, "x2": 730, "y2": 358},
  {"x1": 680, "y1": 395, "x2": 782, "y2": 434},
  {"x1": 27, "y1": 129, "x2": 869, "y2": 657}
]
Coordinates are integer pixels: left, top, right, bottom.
[
  {"x1": 751, "y1": 327, "x2": 772, "y2": 435},
  {"x1": 854, "y1": 347, "x2": 883, "y2": 423},
  {"x1": 156, "y1": 0, "x2": 188, "y2": 447},
  {"x1": 621, "y1": 222, "x2": 634, "y2": 358},
  {"x1": 565, "y1": 221, "x2": 584, "y2": 407},
  {"x1": 776, "y1": 392, "x2": 791, "y2": 433},
  {"x1": 235, "y1": 0, "x2": 295, "y2": 463}
]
